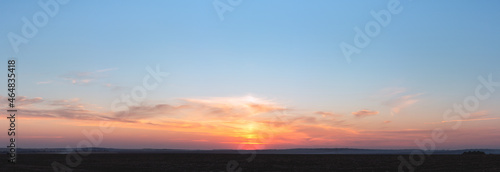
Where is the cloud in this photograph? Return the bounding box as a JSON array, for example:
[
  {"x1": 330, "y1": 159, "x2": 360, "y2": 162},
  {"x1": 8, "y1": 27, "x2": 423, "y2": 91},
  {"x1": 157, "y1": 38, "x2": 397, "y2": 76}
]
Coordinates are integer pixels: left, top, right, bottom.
[
  {"x1": 425, "y1": 111, "x2": 498, "y2": 124},
  {"x1": 361, "y1": 129, "x2": 431, "y2": 135},
  {"x1": 0, "y1": 96, "x2": 121, "y2": 122},
  {"x1": 0, "y1": 96, "x2": 44, "y2": 107},
  {"x1": 36, "y1": 81, "x2": 52, "y2": 85},
  {"x1": 177, "y1": 95, "x2": 286, "y2": 118},
  {"x1": 18, "y1": 96, "x2": 44, "y2": 105},
  {"x1": 60, "y1": 68, "x2": 118, "y2": 85},
  {"x1": 95, "y1": 68, "x2": 118, "y2": 73},
  {"x1": 6, "y1": 95, "x2": 290, "y2": 129},
  {"x1": 291, "y1": 116, "x2": 317, "y2": 124},
  {"x1": 357, "y1": 129, "x2": 443, "y2": 140},
  {"x1": 352, "y1": 110, "x2": 379, "y2": 118},
  {"x1": 256, "y1": 120, "x2": 288, "y2": 128},
  {"x1": 22, "y1": 108, "x2": 102, "y2": 120},
  {"x1": 295, "y1": 125, "x2": 356, "y2": 138},
  {"x1": 377, "y1": 87, "x2": 423, "y2": 116},
  {"x1": 103, "y1": 83, "x2": 124, "y2": 91},
  {"x1": 379, "y1": 87, "x2": 407, "y2": 97},
  {"x1": 385, "y1": 93, "x2": 421, "y2": 114},
  {"x1": 314, "y1": 111, "x2": 342, "y2": 118},
  {"x1": 114, "y1": 103, "x2": 185, "y2": 119},
  {"x1": 383, "y1": 120, "x2": 392, "y2": 124},
  {"x1": 469, "y1": 110, "x2": 489, "y2": 119},
  {"x1": 22, "y1": 136, "x2": 64, "y2": 139},
  {"x1": 439, "y1": 117, "x2": 500, "y2": 124},
  {"x1": 106, "y1": 95, "x2": 291, "y2": 134},
  {"x1": 62, "y1": 76, "x2": 93, "y2": 85}
]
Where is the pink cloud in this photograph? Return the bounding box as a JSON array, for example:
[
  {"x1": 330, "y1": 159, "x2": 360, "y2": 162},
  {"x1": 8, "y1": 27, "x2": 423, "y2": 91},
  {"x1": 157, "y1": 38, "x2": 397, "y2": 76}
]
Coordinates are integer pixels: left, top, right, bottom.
[
  {"x1": 314, "y1": 111, "x2": 342, "y2": 118},
  {"x1": 352, "y1": 110, "x2": 379, "y2": 118}
]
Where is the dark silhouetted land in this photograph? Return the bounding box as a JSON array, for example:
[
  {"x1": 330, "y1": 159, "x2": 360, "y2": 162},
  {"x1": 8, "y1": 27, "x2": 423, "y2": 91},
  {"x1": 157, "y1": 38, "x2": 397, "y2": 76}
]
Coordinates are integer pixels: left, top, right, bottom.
[{"x1": 1, "y1": 148, "x2": 500, "y2": 171}]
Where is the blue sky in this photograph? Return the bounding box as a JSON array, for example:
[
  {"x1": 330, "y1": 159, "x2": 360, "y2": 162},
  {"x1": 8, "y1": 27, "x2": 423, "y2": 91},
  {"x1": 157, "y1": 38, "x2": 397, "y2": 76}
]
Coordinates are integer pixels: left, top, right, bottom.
[{"x1": 1, "y1": 0, "x2": 500, "y2": 149}]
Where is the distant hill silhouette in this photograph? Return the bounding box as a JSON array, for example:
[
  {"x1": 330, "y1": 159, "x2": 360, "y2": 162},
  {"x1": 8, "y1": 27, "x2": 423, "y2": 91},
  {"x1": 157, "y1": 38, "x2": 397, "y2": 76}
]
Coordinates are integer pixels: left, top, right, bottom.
[{"x1": 2, "y1": 148, "x2": 500, "y2": 155}]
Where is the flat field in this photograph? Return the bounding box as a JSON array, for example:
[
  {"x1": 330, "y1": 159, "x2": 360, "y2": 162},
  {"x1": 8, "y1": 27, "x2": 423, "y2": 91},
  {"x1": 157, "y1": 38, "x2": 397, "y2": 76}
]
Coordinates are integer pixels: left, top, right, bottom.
[{"x1": 1, "y1": 154, "x2": 499, "y2": 171}]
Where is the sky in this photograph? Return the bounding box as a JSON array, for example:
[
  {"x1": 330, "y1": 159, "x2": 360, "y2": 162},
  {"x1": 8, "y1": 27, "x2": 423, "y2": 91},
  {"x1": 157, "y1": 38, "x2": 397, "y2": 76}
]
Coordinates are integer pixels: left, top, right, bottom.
[{"x1": 1, "y1": 0, "x2": 500, "y2": 149}]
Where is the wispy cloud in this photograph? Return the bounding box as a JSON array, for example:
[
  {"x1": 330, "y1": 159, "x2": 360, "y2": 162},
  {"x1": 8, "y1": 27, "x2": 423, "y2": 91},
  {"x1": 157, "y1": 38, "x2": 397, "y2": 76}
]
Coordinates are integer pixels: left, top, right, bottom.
[
  {"x1": 378, "y1": 87, "x2": 407, "y2": 97},
  {"x1": 441, "y1": 117, "x2": 500, "y2": 123},
  {"x1": 426, "y1": 111, "x2": 499, "y2": 124},
  {"x1": 468, "y1": 110, "x2": 489, "y2": 119},
  {"x1": 95, "y1": 68, "x2": 118, "y2": 73},
  {"x1": 36, "y1": 81, "x2": 52, "y2": 85},
  {"x1": 352, "y1": 110, "x2": 379, "y2": 118},
  {"x1": 0, "y1": 96, "x2": 43, "y2": 106},
  {"x1": 22, "y1": 136, "x2": 64, "y2": 139},
  {"x1": 377, "y1": 87, "x2": 423, "y2": 116},
  {"x1": 60, "y1": 68, "x2": 118, "y2": 85},
  {"x1": 1, "y1": 96, "x2": 119, "y2": 122},
  {"x1": 314, "y1": 111, "x2": 342, "y2": 118},
  {"x1": 103, "y1": 83, "x2": 124, "y2": 91}
]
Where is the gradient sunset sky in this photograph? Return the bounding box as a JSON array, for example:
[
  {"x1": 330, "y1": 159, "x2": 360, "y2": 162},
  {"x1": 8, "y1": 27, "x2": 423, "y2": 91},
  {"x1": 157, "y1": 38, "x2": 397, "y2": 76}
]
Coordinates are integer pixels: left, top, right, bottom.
[{"x1": 1, "y1": 1, "x2": 500, "y2": 149}]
